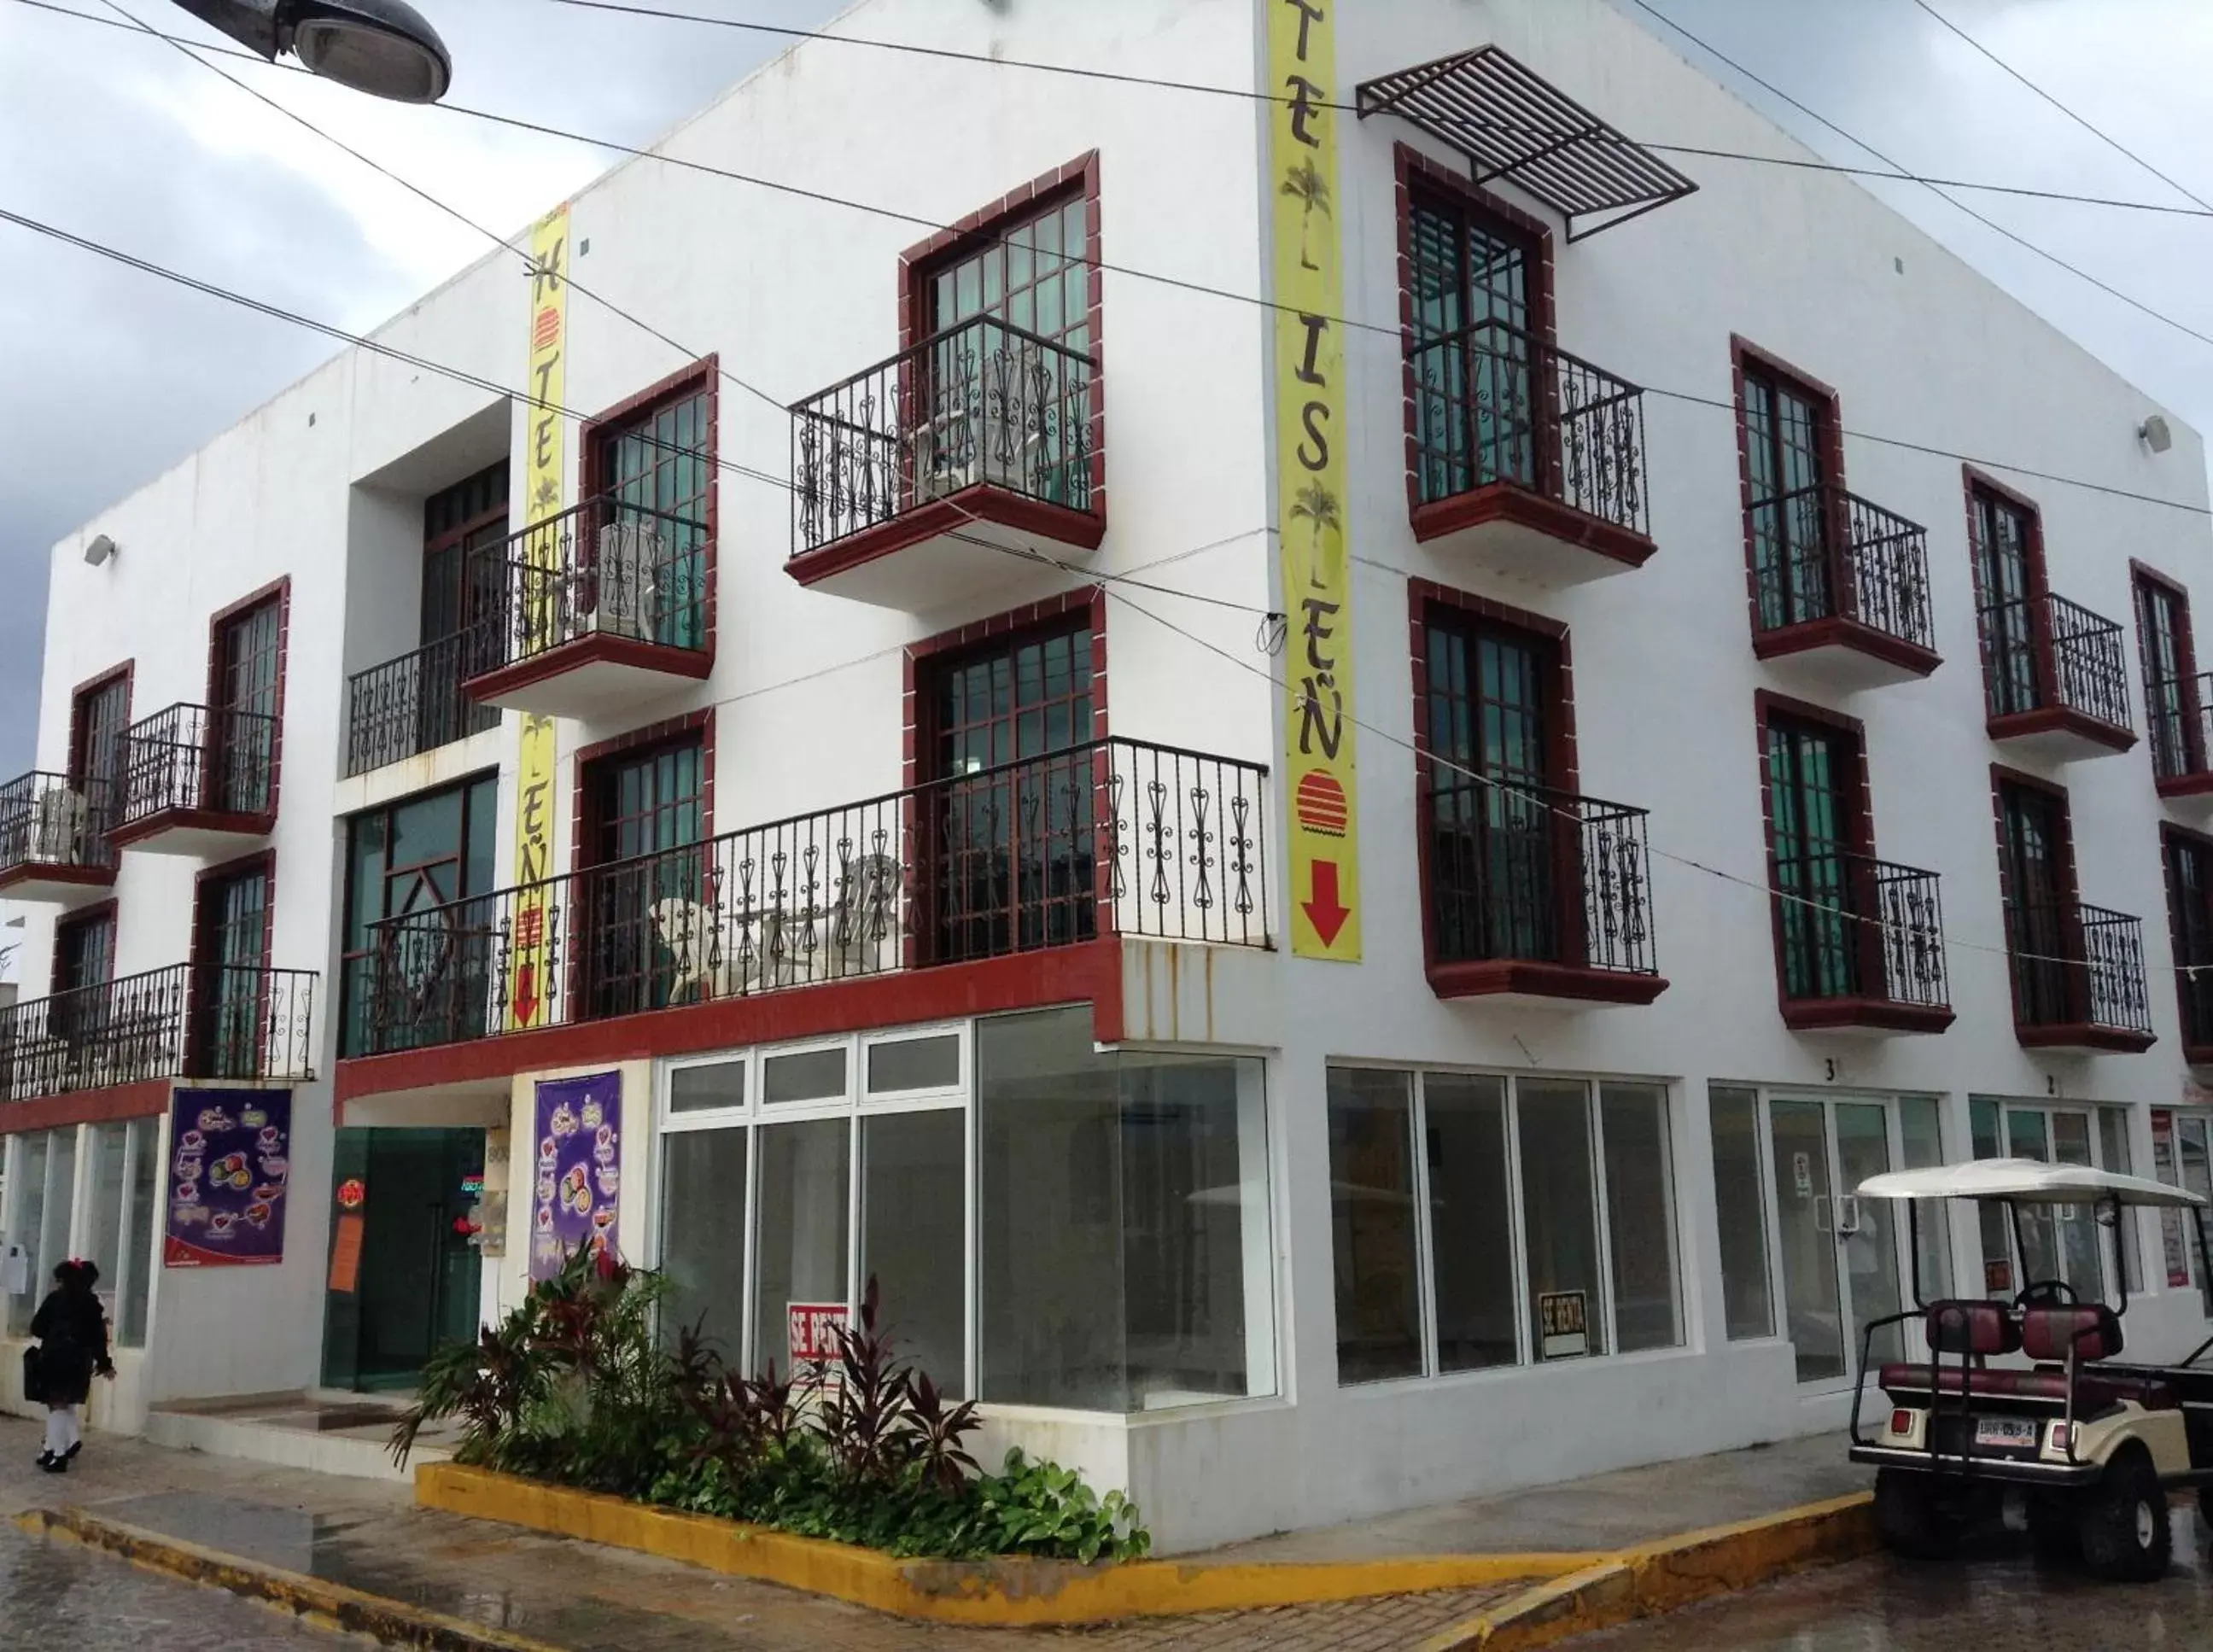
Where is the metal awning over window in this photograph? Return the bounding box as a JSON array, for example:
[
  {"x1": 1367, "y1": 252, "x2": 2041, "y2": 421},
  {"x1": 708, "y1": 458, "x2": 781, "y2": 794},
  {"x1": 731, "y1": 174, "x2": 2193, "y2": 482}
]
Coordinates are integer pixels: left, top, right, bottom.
[{"x1": 1357, "y1": 47, "x2": 1697, "y2": 241}]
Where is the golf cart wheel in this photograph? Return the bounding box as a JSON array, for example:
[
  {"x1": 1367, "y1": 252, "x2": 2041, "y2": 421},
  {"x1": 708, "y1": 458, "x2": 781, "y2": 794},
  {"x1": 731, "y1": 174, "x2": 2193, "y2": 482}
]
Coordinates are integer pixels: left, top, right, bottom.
[
  {"x1": 1875, "y1": 1468, "x2": 1961, "y2": 1560},
  {"x1": 2078, "y1": 1447, "x2": 2171, "y2": 1582}
]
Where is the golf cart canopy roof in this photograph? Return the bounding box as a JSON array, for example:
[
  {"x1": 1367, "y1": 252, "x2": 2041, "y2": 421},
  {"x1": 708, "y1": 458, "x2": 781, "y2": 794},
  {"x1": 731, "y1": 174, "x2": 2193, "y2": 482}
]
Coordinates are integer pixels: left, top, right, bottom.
[{"x1": 1858, "y1": 1158, "x2": 2206, "y2": 1209}]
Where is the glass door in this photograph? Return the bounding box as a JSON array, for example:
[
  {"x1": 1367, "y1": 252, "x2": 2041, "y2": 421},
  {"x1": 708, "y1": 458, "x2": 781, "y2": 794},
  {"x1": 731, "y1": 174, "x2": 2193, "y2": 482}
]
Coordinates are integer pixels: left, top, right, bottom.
[{"x1": 1768, "y1": 1097, "x2": 1909, "y2": 1386}]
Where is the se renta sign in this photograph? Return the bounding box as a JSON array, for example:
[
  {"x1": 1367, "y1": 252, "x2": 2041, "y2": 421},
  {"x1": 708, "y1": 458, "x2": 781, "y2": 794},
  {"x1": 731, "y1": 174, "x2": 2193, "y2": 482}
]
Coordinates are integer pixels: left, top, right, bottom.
[
  {"x1": 788, "y1": 1301, "x2": 850, "y2": 1369},
  {"x1": 163, "y1": 1089, "x2": 293, "y2": 1268},
  {"x1": 1538, "y1": 1289, "x2": 1590, "y2": 1360}
]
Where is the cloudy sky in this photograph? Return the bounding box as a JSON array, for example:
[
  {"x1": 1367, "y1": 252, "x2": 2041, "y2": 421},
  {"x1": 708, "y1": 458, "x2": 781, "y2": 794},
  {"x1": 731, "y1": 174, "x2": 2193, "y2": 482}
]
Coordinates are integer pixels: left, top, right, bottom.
[{"x1": 1, "y1": 0, "x2": 2210, "y2": 776}]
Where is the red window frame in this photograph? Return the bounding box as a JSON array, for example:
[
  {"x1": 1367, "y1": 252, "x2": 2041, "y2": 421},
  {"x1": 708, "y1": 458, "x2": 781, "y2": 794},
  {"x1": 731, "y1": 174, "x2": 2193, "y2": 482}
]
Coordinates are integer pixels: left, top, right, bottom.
[
  {"x1": 577, "y1": 358, "x2": 720, "y2": 666},
  {"x1": 1731, "y1": 340, "x2": 1848, "y2": 636},
  {"x1": 51, "y1": 900, "x2": 117, "y2": 995},
  {"x1": 1963, "y1": 468, "x2": 2055, "y2": 725},
  {"x1": 1988, "y1": 765, "x2": 2085, "y2": 1030},
  {"x1": 1753, "y1": 692, "x2": 1881, "y2": 1012},
  {"x1": 202, "y1": 577, "x2": 290, "y2": 820},
  {"x1": 2132, "y1": 560, "x2": 2205, "y2": 782}
]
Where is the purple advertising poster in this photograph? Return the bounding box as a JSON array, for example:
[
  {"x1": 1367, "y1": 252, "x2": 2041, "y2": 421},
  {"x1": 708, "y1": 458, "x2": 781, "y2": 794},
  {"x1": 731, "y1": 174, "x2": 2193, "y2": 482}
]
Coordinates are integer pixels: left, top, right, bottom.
[
  {"x1": 164, "y1": 1089, "x2": 294, "y2": 1269},
  {"x1": 530, "y1": 1071, "x2": 622, "y2": 1281}
]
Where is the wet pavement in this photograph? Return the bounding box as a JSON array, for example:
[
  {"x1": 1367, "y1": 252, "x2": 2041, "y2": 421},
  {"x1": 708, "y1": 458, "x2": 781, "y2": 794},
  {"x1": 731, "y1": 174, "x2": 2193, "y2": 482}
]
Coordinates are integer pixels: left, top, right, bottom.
[
  {"x1": 1578, "y1": 1514, "x2": 2213, "y2": 1648},
  {"x1": 0, "y1": 1519, "x2": 358, "y2": 1649}
]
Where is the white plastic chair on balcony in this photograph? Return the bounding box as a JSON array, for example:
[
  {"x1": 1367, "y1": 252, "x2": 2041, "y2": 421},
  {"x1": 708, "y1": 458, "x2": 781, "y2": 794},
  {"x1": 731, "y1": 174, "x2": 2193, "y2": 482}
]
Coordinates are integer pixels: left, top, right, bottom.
[
  {"x1": 33, "y1": 786, "x2": 86, "y2": 863},
  {"x1": 580, "y1": 521, "x2": 660, "y2": 642}
]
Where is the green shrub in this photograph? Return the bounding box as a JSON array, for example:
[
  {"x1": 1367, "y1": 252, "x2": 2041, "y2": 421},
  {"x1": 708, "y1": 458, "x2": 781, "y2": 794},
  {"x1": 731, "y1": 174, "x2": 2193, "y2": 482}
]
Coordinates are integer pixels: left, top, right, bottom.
[{"x1": 393, "y1": 1258, "x2": 1150, "y2": 1564}]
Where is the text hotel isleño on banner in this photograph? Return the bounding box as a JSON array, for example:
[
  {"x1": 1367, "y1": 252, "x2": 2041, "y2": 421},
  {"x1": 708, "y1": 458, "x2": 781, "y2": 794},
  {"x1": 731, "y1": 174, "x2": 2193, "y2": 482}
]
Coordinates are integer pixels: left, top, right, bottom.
[
  {"x1": 511, "y1": 204, "x2": 569, "y2": 1031},
  {"x1": 1270, "y1": 0, "x2": 1361, "y2": 960}
]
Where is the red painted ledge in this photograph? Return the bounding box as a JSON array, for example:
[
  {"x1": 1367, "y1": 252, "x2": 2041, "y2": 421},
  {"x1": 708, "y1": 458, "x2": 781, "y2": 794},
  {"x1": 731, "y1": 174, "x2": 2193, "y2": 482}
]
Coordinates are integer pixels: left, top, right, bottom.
[
  {"x1": 336, "y1": 937, "x2": 1126, "y2": 1109},
  {"x1": 785, "y1": 485, "x2": 1106, "y2": 589},
  {"x1": 1752, "y1": 616, "x2": 1941, "y2": 679},
  {"x1": 0, "y1": 1078, "x2": 172, "y2": 1134},
  {"x1": 1783, "y1": 996, "x2": 1956, "y2": 1036},
  {"x1": 0, "y1": 861, "x2": 115, "y2": 896},
  {"x1": 2158, "y1": 770, "x2": 2213, "y2": 802},
  {"x1": 1986, "y1": 705, "x2": 2137, "y2": 756},
  {"x1": 106, "y1": 808, "x2": 275, "y2": 851},
  {"x1": 1410, "y1": 483, "x2": 1656, "y2": 569},
  {"x1": 465, "y1": 633, "x2": 712, "y2": 703},
  {"x1": 1428, "y1": 958, "x2": 1669, "y2": 1007},
  {"x1": 2016, "y1": 1022, "x2": 2158, "y2": 1055}
]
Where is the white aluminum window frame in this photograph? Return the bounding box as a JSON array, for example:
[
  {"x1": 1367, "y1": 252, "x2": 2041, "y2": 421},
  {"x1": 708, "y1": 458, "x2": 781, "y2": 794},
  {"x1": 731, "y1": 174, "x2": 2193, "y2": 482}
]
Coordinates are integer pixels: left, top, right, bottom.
[{"x1": 1, "y1": 1116, "x2": 163, "y2": 1351}]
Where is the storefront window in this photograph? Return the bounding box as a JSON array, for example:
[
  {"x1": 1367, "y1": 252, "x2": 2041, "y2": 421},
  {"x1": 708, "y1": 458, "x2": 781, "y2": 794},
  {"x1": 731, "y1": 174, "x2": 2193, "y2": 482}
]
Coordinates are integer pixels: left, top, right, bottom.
[
  {"x1": 659, "y1": 1125, "x2": 747, "y2": 1359},
  {"x1": 1427, "y1": 1073, "x2": 1516, "y2": 1373},
  {"x1": 752, "y1": 1118, "x2": 850, "y2": 1378},
  {"x1": 655, "y1": 1013, "x2": 1273, "y2": 1413},
  {"x1": 1898, "y1": 1095, "x2": 1953, "y2": 1301},
  {"x1": 3, "y1": 1131, "x2": 52, "y2": 1337},
  {"x1": 120, "y1": 1122, "x2": 159, "y2": 1347},
  {"x1": 1709, "y1": 1084, "x2": 1773, "y2": 1340},
  {"x1": 4, "y1": 1122, "x2": 160, "y2": 1347},
  {"x1": 1327, "y1": 1068, "x2": 1422, "y2": 1384},
  {"x1": 87, "y1": 1124, "x2": 127, "y2": 1325},
  {"x1": 860, "y1": 1110, "x2": 965, "y2": 1391},
  {"x1": 1972, "y1": 1096, "x2": 2135, "y2": 1301},
  {"x1": 2097, "y1": 1107, "x2": 2142, "y2": 1293},
  {"x1": 1328, "y1": 1069, "x2": 1682, "y2": 1385},
  {"x1": 978, "y1": 1009, "x2": 1272, "y2": 1410}
]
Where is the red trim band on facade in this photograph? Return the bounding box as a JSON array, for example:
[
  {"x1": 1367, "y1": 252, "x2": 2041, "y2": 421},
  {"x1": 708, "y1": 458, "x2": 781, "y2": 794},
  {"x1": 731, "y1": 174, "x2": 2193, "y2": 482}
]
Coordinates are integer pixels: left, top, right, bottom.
[
  {"x1": 1426, "y1": 960, "x2": 1669, "y2": 1006},
  {"x1": 0, "y1": 863, "x2": 115, "y2": 897},
  {"x1": 105, "y1": 808, "x2": 277, "y2": 851},
  {"x1": 1781, "y1": 998, "x2": 1956, "y2": 1036},
  {"x1": 2015, "y1": 1024, "x2": 2158, "y2": 1055},
  {"x1": 336, "y1": 937, "x2": 1125, "y2": 1106},
  {"x1": 1751, "y1": 616, "x2": 1942, "y2": 679},
  {"x1": 1986, "y1": 705, "x2": 2137, "y2": 756},
  {"x1": 463, "y1": 633, "x2": 715, "y2": 708},
  {"x1": 2, "y1": 1077, "x2": 172, "y2": 1134}
]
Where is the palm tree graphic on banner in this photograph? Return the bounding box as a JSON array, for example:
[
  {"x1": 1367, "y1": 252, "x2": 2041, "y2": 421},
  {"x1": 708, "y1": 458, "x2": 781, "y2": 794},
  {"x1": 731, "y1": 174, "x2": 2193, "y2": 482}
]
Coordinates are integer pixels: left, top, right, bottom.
[
  {"x1": 1281, "y1": 158, "x2": 1331, "y2": 272},
  {"x1": 1290, "y1": 480, "x2": 1341, "y2": 559}
]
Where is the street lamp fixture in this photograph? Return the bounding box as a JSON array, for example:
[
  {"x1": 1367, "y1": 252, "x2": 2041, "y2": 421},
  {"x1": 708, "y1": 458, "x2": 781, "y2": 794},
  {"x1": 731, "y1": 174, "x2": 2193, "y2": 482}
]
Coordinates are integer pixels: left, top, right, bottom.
[{"x1": 169, "y1": 0, "x2": 451, "y2": 102}]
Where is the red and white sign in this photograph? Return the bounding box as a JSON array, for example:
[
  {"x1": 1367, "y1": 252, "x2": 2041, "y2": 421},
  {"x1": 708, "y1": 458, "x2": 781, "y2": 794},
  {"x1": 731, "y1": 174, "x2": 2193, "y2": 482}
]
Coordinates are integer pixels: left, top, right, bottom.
[{"x1": 787, "y1": 1301, "x2": 850, "y2": 1367}]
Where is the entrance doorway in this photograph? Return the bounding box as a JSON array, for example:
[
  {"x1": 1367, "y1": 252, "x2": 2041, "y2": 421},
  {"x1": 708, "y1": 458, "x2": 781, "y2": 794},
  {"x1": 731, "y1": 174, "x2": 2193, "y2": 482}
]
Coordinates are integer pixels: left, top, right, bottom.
[
  {"x1": 321, "y1": 1128, "x2": 484, "y2": 1392},
  {"x1": 1767, "y1": 1097, "x2": 1923, "y2": 1386}
]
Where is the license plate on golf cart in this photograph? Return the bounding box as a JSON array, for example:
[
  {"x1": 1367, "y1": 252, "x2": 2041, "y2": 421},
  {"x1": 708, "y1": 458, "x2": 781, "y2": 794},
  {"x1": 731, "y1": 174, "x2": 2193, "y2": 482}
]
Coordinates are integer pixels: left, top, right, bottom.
[{"x1": 1972, "y1": 1416, "x2": 2040, "y2": 1449}]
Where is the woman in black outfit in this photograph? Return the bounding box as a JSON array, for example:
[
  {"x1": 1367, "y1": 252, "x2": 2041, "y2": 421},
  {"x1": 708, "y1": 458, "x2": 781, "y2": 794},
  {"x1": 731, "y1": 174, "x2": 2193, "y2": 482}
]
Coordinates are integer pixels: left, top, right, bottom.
[{"x1": 30, "y1": 1259, "x2": 114, "y2": 1474}]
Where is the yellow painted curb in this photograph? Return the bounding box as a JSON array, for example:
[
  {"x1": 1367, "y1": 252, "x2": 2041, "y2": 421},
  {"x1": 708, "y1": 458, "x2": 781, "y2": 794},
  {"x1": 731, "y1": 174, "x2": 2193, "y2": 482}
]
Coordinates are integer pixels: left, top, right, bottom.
[
  {"x1": 1414, "y1": 1490, "x2": 1879, "y2": 1651},
  {"x1": 415, "y1": 1462, "x2": 1588, "y2": 1626},
  {"x1": 12, "y1": 1506, "x2": 563, "y2": 1652}
]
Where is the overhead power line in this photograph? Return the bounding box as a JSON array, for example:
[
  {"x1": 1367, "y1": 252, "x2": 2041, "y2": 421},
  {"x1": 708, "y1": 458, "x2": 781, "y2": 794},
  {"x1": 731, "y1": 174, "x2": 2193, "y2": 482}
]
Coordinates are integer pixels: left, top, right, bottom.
[
  {"x1": 1908, "y1": 0, "x2": 2213, "y2": 215},
  {"x1": 17, "y1": 0, "x2": 2213, "y2": 225},
  {"x1": 1625, "y1": 0, "x2": 2213, "y2": 353}
]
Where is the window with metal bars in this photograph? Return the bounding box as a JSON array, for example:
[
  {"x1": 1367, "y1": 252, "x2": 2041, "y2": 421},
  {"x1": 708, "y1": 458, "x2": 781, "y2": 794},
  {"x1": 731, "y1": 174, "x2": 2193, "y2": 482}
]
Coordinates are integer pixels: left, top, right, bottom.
[
  {"x1": 1423, "y1": 611, "x2": 1560, "y2": 966},
  {"x1": 1998, "y1": 780, "x2": 2072, "y2": 1026},
  {"x1": 192, "y1": 860, "x2": 268, "y2": 1077},
  {"x1": 1971, "y1": 488, "x2": 2042, "y2": 719},
  {"x1": 923, "y1": 621, "x2": 1096, "y2": 963},
  {"x1": 213, "y1": 597, "x2": 280, "y2": 814},
  {"x1": 2134, "y1": 570, "x2": 2204, "y2": 781},
  {"x1": 1406, "y1": 192, "x2": 1541, "y2": 506},
  {"x1": 580, "y1": 735, "x2": 706, "y2": 1018},
  {"x1": 1766, "y1": 716, "x2": 1861, "y2": 1001},
  {"x1": 1742, "y1": 365, "x2": 1835, "y2": 631},
  {"x1": 592, "y1": 382, "x2": 710, "y2": 652},
  {"x1": 68, "y1": 672, "x2": 129, "y2": 827}
]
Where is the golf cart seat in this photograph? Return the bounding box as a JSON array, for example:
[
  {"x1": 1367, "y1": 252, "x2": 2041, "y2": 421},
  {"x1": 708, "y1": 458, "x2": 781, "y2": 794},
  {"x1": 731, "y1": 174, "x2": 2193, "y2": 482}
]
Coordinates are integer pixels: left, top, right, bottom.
[{"x1": 1878, "y1": 1302, "x2": 2178, "y2": 1412}]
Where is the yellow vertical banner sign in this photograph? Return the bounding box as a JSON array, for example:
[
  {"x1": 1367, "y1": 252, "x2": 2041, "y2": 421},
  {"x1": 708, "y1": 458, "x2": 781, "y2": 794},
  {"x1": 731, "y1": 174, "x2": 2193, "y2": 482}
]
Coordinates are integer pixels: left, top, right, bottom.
[
  {"x1": 511, "y1": 203, "x2": 569, "y2": 1030},
  {"x1": 1270, "y1": 0, "x2": 1360, "y2": 960}
]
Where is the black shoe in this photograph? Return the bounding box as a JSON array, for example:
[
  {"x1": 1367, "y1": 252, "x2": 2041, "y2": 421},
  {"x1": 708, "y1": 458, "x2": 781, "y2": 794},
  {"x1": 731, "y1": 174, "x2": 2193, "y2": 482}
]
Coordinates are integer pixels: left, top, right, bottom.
[
  {"x1": 61, "y1": 1442, "x2": 80, "y2": 1462},
  {"x1": 34, "y1": 1451, "x2": 54, "y2": 1471},
  {"x1": 38, "y1": 1455, "x2": 66, "y2": 1475}
]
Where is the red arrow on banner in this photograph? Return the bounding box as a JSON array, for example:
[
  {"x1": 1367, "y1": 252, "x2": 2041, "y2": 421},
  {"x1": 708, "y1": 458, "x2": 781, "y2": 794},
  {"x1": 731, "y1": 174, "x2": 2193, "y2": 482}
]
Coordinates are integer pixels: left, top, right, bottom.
[
  {"x1": 513, "y1": 962, "x2": 540, "y2": 1027},
  {"x1": 1304, "y1": 860, "x2": 1351, "y2": 947}
]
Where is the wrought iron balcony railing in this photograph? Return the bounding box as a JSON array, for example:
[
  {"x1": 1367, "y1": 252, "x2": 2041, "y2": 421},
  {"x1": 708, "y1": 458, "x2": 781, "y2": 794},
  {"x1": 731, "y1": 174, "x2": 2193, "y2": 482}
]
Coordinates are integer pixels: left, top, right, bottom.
[
  {"x1": 1980, "y1": 593, "x2": 2133, "y2": 732},
  {"x1": 1406, "y1": 318, "x2": 1649, "y2": 540},
  {"x1": 346, "y1": 737, "x2": 1267, "y2": 1057},
  {"x1": 1774, "y1": 852, "x2": 1948, "y2": 1011},
  {"x1": 346, "y1": 630, "x2": 503, "y2": 777},
  {"x1": 1749, "y1": 484, "x2": 1936, "y2": 654},
  {"x1": 471, "y1": 495, "x2": 710, "y2": 679},
  {"x1": 1423, "y1": 777, "x2": 1657, "y2": 978},
  {"x1": 119, "y1": 703, "x2": 277, "y2": 827},
  {"x1": 0, "y1": 772, "x2": 116, "y2": 879},
  {"x1": 2005, "y1": 901, "x2": 2153, "y2": 1037},
  {"x1": 2146, "y1": 669, "x2": 2213, "y2": 783},
  {"x1": 0, "y1": 964, "x2": 317, "y2": 1103},
  {"x1": 790, "y1": 314, "x2": 1100, "y2": 556}
]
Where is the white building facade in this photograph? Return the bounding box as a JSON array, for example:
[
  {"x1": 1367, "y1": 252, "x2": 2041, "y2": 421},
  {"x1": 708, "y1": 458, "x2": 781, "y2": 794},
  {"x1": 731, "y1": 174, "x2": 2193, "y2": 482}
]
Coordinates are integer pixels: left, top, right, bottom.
[{"x1": 6, "y1": 0, "x2": 2213, "y2": 1552}]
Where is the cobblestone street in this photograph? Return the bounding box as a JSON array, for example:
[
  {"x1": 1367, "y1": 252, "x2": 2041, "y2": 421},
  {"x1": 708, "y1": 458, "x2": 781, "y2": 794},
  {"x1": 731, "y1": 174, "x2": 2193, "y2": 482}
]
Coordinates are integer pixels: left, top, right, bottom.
[{"x1": 1582, "y1": 1516, "x2": 2213, "y2": 1649}]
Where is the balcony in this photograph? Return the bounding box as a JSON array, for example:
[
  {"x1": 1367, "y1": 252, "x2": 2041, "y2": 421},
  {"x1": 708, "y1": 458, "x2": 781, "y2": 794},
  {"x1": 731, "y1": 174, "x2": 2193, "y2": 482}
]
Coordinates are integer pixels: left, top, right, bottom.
[
  {"x1": 1422, "y1": 782, "x2": 1666, "y2": 1007},
  {"x1": 347, "y1": 631, "x2": 502, "y2": 778},
  {"x1": 1405, "y1": 321, "x2": 1653, "y2": 587},
  {"x1": 2147, "y1": 669, "x2": 2213, "y2": 809},
  {"x1": 788, "y1": 315, "x2": 1103, "y2": 608},
  {"x1": 344, "y1": 737, "x2": 1267, "y2": 1056},
  {"x1": 1749, "y1": 487, "x2": 1941, "y2": 689},
  {"x1": 0, "y1": 773, "x2": 116, "y2": 908},
  {"x1": 463, "y1": 496, "x2": 711, "y2": 721},
  {"x1": 1980, "y1": 593, "x2": 2136, "y2": 762},
  {"x1": 2005, "y1": 901, "x2": 2156, "y2": 1054},
  {"x1": 0, "y1": 964, "x2": 317, "y2": 1105},
  {"x1": 1775, "y1": 855, "x2": 1953, "y2": 1036},
  {"x1": 108, "y1": 703, "x2": 277, "y2": 856}
]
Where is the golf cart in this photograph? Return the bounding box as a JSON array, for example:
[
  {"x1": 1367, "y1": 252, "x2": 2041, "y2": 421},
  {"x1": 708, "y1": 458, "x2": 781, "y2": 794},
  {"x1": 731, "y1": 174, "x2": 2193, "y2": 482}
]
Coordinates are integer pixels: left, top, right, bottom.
[{"x1": 1847, "y1": 1158, "x2": 2213, "y2": 1580}]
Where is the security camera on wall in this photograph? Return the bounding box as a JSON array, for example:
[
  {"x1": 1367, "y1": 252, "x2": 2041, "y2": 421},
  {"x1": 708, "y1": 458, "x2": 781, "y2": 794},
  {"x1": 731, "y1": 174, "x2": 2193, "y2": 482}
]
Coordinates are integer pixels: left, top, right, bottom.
[
  {"x1": 2140, "y1": 415, "x2": 2174, "y2": 454},
  {"x1": 83, "y1": 534, "x2": 115, "y2": 567}
]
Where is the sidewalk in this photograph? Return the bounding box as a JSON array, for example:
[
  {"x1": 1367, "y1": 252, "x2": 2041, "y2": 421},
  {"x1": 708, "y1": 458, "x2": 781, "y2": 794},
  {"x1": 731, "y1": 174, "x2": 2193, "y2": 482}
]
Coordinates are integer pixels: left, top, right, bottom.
[{"x1": 0, "y1": 1416, "x2": 1869, "y2": 1650}]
